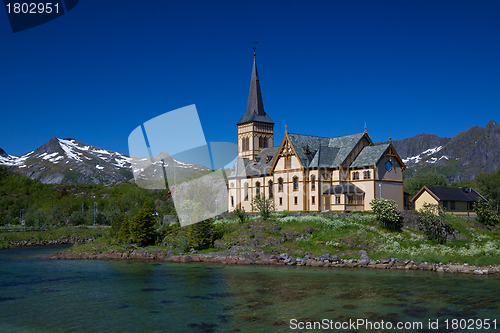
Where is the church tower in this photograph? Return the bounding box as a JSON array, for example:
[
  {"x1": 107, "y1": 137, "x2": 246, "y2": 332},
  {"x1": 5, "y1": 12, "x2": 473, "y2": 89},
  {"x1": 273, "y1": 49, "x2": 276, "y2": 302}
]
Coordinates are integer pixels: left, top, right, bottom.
[{"x1": 237, "y1": 54, "x2": 274, "y2": 160}]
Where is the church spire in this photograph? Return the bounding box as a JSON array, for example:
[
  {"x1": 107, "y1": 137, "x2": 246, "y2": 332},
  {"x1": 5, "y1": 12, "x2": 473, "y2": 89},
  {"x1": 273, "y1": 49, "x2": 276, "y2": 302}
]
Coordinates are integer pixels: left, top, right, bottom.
[{"x1": 237, "y1": 55, "x2": 274, "y2": 125}]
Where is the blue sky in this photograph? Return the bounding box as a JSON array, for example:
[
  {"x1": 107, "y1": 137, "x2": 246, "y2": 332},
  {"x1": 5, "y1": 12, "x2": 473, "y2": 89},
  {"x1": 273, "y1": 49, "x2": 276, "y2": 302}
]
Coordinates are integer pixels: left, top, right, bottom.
[{"x1": 1, "y1": 0, "x2": 499, "y2": 156}]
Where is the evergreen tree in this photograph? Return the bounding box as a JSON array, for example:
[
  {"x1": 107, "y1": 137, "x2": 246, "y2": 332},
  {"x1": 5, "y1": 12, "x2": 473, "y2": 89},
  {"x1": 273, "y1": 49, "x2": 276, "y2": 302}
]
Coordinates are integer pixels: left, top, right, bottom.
[
  {"x1": 187, "y1": 218, "x2": 213, "y2": 250},
  {"x1": 117, "y1": 215, "x2": 131, "y2": 241},
  {"x1": 129, "y1": 202, "x2": 155, "y2": 246}
]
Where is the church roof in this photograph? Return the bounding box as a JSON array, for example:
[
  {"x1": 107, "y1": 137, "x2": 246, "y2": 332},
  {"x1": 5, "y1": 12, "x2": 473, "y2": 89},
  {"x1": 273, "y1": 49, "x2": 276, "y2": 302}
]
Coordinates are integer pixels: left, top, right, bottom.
[
  {"x1": 229, "y1": 146, "x2": 280, "y2": 178},
  {"x1": 287, "y1": 132, "x2": 366, "y2": 168},
  {"x1": 237, "y1": 57, "x2": 274, "y2": 125},
  {"x1": 323, "y1": 183, "x2": 365, "y2": 195},
  {"x1": 350, "y1": 144, "x2": 390, "y2": 168}
]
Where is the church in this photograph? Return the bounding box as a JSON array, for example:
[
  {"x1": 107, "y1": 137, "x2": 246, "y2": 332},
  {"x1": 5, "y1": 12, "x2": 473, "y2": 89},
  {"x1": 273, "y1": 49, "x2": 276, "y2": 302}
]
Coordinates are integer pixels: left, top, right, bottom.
[{"x1": 228, "y1": 54, "x2": 406, "y2": 213}]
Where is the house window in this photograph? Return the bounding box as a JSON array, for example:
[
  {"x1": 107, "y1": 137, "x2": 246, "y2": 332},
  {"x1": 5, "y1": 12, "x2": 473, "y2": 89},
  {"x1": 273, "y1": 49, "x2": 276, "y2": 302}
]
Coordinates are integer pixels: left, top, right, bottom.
[
  {"x1": 256, "y1": 182, "x2": 261, "y2": 197},
  {"x1": 278, "y1": 178, "x2": 283, "y2": 192},
  {"x1": 231, "y1": 196, "x2": 234, "y2": 207},
  {"x1": 293, "y1": 176, "x2": 299, "y2": 191},
  {"x1": 312, "y1": 196, "x2": 315, "y2": 205},
  {"x1": 347, "y1": 195, "x2": 354, "y2": 204},
  {"x1": 450, "y1": 201, "x2": 455, "y2": 210},
  {"x1": 285, "y1": 156, "x2": 291, "y2": 169},
  {"x1": 294, "y1": 197, "x2": 298, "y2": 205},
  {"x1": 335, "y1": 196, "x2": 341, "y2": 204},
  {"x1": 244, "y1": 183, "x2": 248, "y2": 201},
  {"x1": 442, "y1": 201, "x2": 448, "y2": 209},
  {"x1": 268, "y1": 180, "x2": 273, "y2": 198},
  {"x1": 279, "y1": 197, "x2": 283, "y2": 206},
  {"x1": 385, "y1": 161, "x2": 392, "y2": 171},
  {"x1": 363, "y1": 171, "x2": 370, "y2": 179},
  {"x1": 311, "y1": 175, "x2": 315, "y2": 190}
]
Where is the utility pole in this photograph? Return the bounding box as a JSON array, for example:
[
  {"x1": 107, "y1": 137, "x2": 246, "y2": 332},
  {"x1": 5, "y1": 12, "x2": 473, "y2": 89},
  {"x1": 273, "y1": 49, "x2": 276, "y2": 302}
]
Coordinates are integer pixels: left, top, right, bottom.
[{"x1": 93, "y1": 201, "x2": 96, "y2": 226}]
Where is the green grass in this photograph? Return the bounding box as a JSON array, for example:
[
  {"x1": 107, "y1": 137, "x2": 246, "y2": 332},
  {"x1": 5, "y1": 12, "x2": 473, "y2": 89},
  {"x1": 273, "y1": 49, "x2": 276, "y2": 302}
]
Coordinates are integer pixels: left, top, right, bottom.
[{"x1": 0, "y1": 227, "x2": 110, "y2": 243}]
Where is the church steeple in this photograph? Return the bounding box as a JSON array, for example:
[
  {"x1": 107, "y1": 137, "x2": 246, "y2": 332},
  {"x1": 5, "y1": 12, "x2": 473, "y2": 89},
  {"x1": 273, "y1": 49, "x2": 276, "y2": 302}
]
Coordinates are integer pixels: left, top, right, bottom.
[
  {"x1": 237, "y1": 54, "x2": 274, "y2": 160},
  {"x1": 237, "y1": 55, "x2": 274, "y2": 125}
]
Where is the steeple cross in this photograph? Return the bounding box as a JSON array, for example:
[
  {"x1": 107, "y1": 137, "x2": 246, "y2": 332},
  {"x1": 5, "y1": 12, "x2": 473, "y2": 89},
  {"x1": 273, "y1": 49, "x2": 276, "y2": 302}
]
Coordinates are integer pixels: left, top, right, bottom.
[{"x1": 253, "y1": 41, "x2": 258, "y2": 56}]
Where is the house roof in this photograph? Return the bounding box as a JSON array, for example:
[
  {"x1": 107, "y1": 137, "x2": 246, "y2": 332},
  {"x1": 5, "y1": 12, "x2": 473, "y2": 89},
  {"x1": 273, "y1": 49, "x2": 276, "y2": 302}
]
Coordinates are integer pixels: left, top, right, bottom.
[
  {"x1": 287, "y1": 132, "x2": 366, "y2": 168},
  {"x1": 411, "y1": 186, "x2": 487, "y2": 203},
  {"x1": 323, "y1": 182, "x2": 365, "y2": 195},
  {"x1": 237, "y1": 56, "x2": 274, "y2": 125},
  {"x1": 350, "y1": 144, "x2": 390, "y2": 168}
]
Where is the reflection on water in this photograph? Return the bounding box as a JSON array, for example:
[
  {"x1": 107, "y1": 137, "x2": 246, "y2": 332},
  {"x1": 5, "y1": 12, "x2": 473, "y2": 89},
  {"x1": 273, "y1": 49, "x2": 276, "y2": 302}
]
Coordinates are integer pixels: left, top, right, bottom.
[{"x1": 0, "y1": 246, "x2": 499, "y2": 332}]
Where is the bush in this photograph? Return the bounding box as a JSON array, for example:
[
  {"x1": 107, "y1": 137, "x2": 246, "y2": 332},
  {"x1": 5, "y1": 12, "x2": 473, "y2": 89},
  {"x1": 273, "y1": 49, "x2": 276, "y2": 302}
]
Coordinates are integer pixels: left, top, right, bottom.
[
  {"x1": 474, "y1": 200, "x2": 499, "y2": 226},
  {"x1": 418, "y1": 203, "x2": 449, "y2": 244},
  {"x1": 369, "y1": 198, "x2": 401, "y2": 231},
  {"x1": 187, "y1": 219, "x2": 214, "y2": 250},
  {"x1": 251, "y1": 195, "x2": 275, "y2": 220},
  {"x1": 232, "y1": 207, "x2": 247, "y2": 223},
  {"x1": 129, "y1": 202, "x2": 155, "y2": 246}
]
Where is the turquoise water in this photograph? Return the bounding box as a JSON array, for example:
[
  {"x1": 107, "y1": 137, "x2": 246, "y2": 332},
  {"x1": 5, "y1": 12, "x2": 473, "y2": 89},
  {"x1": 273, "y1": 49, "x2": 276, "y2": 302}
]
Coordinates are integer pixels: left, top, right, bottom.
[{"x1": 1, "y1": 246, "x2": 499, "y2": 332}]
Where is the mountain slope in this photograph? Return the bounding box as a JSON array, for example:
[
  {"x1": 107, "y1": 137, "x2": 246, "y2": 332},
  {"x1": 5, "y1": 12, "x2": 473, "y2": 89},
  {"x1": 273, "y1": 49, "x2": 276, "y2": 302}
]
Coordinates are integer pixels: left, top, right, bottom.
[
  {"x1": 384, "y1": 120, "x2": 500, "y2": 182},
  {"x1": 0, "y1": 137, "x2": 132, "y2": 184}
]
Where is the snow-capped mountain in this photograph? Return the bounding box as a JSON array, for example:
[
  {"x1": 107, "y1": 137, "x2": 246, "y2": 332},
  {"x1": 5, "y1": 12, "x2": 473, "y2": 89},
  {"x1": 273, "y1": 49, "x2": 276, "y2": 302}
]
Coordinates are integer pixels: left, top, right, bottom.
[
  {"x1": 0, "y1": 137, "x2": 212, "y2": 185},
  {"x1": 378, "y1": 119, "x2": 500, "y2": 182},
  {"x1": 0, "y1": 137, "x2": 133, "y2": 184}
]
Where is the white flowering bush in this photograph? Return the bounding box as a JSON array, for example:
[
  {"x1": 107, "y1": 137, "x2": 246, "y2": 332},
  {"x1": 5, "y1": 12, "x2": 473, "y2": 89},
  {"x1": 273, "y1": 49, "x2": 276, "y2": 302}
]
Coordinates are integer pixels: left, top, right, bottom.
[{"x1": 369, "y1": 198, "x2": 402, "y2": 230}]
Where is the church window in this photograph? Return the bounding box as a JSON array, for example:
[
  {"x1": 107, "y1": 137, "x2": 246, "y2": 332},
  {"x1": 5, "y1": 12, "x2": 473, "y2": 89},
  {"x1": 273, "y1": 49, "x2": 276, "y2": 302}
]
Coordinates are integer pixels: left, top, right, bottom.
[
  {"x1": 335, "y1": 196, "x2": 341, "y2": 204},
  {"x1": 385, "y1": 161, "x2": 392, "y2": 171},
  {"x1": 356, "y1": 195, "x2": 363, "y2": 204},
  {"x1": 244, "y1": 183, "x2": 248, "y2": 201},
  {"x1": 285, "y1": 156, "x2": 291, "y2": 169},
  {"x1": 312, "y1": 196, "x2": 315, "y2": 205},
  {"x1": 278, "y1": 178, "x2": 283, "y2": 192},
  {"x1": 293, "y1": 176, "x2": 299, "y2": 191},
  {"x1": 231, "y1": 182, "x2": 234, "y2": 187},
  {"x1": 352, "y1": 171, "x2": 359, "y2": 180},
  {"x1": 231, "y1": 196, "x2": 234, "y2": 207},
  {"x1": 311, "y1": 175, "x2": 315, "y2": 190},
  {"x1": 279, "y1": 197, "x2": 283, "y2": 205},
  {"x1": 347, "y1": 196, "x2": 354, "y2": 204},
  {"x1": 294, "y1": 197, "x2": 298, "y2": 205},
  {"x1": 268, "y1": 180, "x2": 273, "y2": 198},
  {"x1": 363, "y1": 171, "x2": 371, "y2": 179},
  {"x1": 259, "y1": 137, "x2": 268, "y2": 148},
  {"x1": 256, "y1": 182, "x2": 261, "y2": 196}
]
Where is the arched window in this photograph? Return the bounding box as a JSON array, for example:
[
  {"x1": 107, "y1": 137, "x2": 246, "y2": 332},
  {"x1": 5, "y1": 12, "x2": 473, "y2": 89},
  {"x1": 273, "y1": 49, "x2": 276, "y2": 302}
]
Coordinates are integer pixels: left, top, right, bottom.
[
  {"x1": 256, "y1": 182, "x2": 261, "y2": 196},
  {"x1": 268, "y1": 180, "x2": 273, "y2": 198},
  {"x1": 278, "y1": 178, "x2": 283, "y2": 192},
  {"x1": 244, "y1": 183, "x2": 248, "y2": 200},
  {"x1": 293, "y1": 176, "x2": 299, "y2": 191},
  {"x1": 311, "y1": 175, "x2": 315, "y2": 190}
]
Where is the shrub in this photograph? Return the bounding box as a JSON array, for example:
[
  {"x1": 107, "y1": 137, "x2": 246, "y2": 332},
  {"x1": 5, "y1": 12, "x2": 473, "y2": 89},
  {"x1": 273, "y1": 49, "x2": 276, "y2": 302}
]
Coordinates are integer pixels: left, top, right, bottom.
[
  {"x1": 474, "y1": 199, "x2": 499, "y2": 226},
  {"x1": 232, "y1": 207, "x2": 247, "y2": 223},
  {"x1": 251, "y1": 195, "x2": 275, "y2": 220},
  {"x1": 187, "y1": 219, "x2": 214, "y2": 250},
  {"x1": 418, "y1": 203, "x2": 449, "y2": 244},
  {"x1": 369, "y1": 198, "x2": 401, "y2": 231},
  {"x1": 129, "y1": 202, "x2": 155, "y2": 246}
]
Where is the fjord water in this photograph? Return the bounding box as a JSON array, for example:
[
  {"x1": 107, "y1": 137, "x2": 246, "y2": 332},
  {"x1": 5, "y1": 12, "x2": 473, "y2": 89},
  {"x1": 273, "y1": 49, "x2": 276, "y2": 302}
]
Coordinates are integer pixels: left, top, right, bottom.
[{"x1": 1, "y1": 246, "x2": 499, "y2": 333}]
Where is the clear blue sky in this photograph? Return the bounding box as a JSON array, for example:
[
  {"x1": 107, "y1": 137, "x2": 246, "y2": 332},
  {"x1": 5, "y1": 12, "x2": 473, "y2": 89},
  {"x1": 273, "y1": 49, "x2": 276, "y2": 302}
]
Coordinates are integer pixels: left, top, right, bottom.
[{"x1": 1, "y1": 0, "x2": 499, "y2": 156}]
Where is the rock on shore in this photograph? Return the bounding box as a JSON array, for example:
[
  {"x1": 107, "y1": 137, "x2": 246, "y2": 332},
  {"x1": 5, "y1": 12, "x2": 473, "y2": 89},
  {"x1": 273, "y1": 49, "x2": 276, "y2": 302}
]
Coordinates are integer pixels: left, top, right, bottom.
[{"x1": 48, "y1": 248, "x2": 500, "y2": 275}]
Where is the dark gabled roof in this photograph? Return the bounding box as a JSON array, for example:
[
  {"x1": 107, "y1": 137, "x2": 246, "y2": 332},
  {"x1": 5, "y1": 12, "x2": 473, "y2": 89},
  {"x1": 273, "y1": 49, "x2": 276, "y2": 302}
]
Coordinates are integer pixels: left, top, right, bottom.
[
  {"x1": 228, "y1": 146, "x2": 280, "y2": 178},
  {"x1": 412, "y1": 186, "x2": 487, "y2": 203},
  {"x1": 287, "y1": 132, "x2": 365, "y2": 168},
  {"x1": 323, "y1": 182, "x2": 365, "y2": 195},
  {"x1": 237, "y1": 57, "x2": 274, "y2": 125},
  {"x1": 350, "y1": 144, "x2": 390, "y2": 168}
]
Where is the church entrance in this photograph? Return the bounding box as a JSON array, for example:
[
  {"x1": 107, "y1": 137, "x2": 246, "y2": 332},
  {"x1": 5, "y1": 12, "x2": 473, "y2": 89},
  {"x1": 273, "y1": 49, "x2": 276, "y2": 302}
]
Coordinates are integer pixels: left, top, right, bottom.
[{"x1": 324, "y1": 196, "x2": 330, "y2": 210}]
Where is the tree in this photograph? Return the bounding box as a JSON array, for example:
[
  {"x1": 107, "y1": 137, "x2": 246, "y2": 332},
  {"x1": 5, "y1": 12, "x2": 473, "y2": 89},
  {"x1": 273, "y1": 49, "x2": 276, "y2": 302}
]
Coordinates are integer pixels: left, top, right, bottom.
[
  {"x1": 418, "y1": 203, "x2": 449, "y2": 244},
  {"x1": 117, "y1": 215, "x2": 131, "y2": 241},
  {"x1": 475, "y1": 169, "x2": 500, "y2": 214},
  {"x1": 129, "y1": 202, "x2": 156, "y2": 246},
  {"x1": 404, "y1": 170, "x2": 448, "y2": 198},
  {"x1": 232, "y1": 207, "x2": 247, "y2": 224},
  {"x1": 474, "y1": 199, "x2": 499, "y2": 226},
  {"x1": 369, "y1": 198, "x2": 401, "y2": 230},
  {"x1": 251, "y1": 195, "x2": 275, "y2": 220},
  {"x1": 187, "y1": 218, "x2": 214, "y2": 250}
]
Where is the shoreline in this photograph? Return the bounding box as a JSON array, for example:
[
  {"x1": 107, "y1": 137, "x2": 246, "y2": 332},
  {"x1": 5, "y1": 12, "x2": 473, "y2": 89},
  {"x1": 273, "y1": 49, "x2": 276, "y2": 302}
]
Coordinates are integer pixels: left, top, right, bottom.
[
  {"x1": 2, "y1": 238, "x2": 96, "y2": 249},
  {"x1": 47, "y1": 248, "x2": 500, "y2": 276}
]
